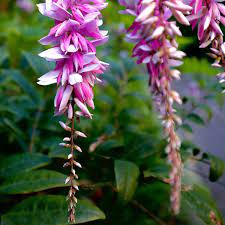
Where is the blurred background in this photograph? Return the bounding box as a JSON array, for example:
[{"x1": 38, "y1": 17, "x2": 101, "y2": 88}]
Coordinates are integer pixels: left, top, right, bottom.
[{"x1": 0, "y1": 0, "x2": 225, "y2": 225}]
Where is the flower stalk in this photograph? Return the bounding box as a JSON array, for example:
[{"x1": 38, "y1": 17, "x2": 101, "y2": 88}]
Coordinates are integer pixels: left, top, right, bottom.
[
  {"x1": 60, "y1": 105, "x2": 84, "y2": 223},
  {"x1": 65, "y1": 99, "x2": 79, "y2": 223}
]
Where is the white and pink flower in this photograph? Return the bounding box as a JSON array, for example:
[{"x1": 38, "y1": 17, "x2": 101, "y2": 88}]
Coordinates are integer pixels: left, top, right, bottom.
[{"x1": 38, "y1": 0, "x2": 109, "y2": 118}]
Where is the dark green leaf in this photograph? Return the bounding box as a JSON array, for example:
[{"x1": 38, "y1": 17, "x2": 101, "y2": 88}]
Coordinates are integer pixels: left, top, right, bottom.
[
  {"x1": 0, "y1": 46, "x2": 8, "y2": 65},
  {"x1": 187, "y1": 113, "x2": 205, "y2": 126},
  {"x1": 0, "y1": 153, "x2": 51, "y2": 178},
  {"x1": 193, "y1": 148, "x2": 201, "y2": 156},
  {"x1": 0, "y1": 170, "x2": 67, "y2": 194},
  {"x1": 114, "y1": 160, "x2": 140, "y2": 201},
  {"x1": 200, "y1": 153, "x2": 225, "y2": 182},
  {"x1": 209, "y1": 155, "x2": 225, "y2": 182},
  {"x1": 2, "y1": 118, "x2": 27, "y2": 151},
  {"x1": 182, "y1": 184, "x2": 223, "y2": 225},
  {"x1": 198, "y1": 104, "x2": 213, "y2": 121},
  {"x1": 143, "y1": 158, "x2": 169, "y2": 179},
  {"x1": 97, "y1": 139, "x2": 124, "y2": 152},
  {"x1": 1, "y1": 195, "x2": 105, "y2": 225},
  {"x1": 2, "y1": 118, "x2": 25, "y2": 139},
  {"x1": 48, "y1": 148, "x2": 71, "y2": 159},
  {"x1": 1, "y1": 69, "x2": 40, "y2": 104},
  {"x1": 181, "y1": 124, "x2": 193, "y2": 133},
  {"x1": 23, "y1": 51, "x2": 54, "y2": 75},
  {"x1": 202, "y1": 153, "x2": 209, "y2": 160}
]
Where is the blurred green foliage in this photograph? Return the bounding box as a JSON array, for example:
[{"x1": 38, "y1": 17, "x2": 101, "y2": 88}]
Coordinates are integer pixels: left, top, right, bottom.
[{"x1": 0, "y1": 1, "x2": 225, "y2": 225}]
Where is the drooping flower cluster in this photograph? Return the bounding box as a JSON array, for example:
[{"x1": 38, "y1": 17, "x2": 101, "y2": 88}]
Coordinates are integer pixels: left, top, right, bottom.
[
  {"x1": 188, "y1": 0, "x2": 225, "y2": 90},
  {"x1": 119, "y1": 0, "x2": 192, "y2": 214},
  {"x1": 37, "y1": 0, "x2": 108, "y2": 223}
]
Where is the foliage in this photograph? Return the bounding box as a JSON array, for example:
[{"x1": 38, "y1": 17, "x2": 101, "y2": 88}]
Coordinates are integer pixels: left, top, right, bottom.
[{"x1": 0, "y1": 1, "x2": 225, "y2": 225}]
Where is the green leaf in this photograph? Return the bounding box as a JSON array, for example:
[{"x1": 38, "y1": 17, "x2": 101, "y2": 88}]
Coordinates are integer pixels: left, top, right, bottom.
[
  {"x1": 180, "y1": 57, "x2": 220, "y2": 76},
  {"x1": 1, "y1": 69, "x2": 40, "y2": 104},
  {"x1": 199, "y1": 152, "x2": 225, "y2": 182},
  {"x1": 198, "y1": 103, "x2": 213, "y2": 121},
  {"x1": 193, "y1": 148, "x2": 201, "y2": 156},
  {"x1": 187, "y1": 113, "x2": 205, "y2": 126},
  {"x1": 182, "y1": 184, "x2": 223, "y2": 225},
  {"x1": 180, "y1": 124, "x2": 193, "y2": 133},
  {"x1": 97, "y1": 139, "x2": 124, "y2": 152},
  {"x1": 23, "y1": 51, "x2": 54, "y2": 75},
  {"x1": 1, "y1": 118, "x2": 27, "y2": 151},
  {"x1": 208, "y1": 155, "x2": 225, "y2": 182},
  {"x1": 176, "y1": 36, "x2": 193, "y2": 48},
  {"x1": 2, "y1": 118, "x2": 25, "y2": 139},
  {"x1": 48, "y1": 148, "x2": 71, "y2": 159},
  {"x1": 0, "y1": 153, "x2": 51, "y2": 178},
  {"x1": 0, "y1": 46, "x2": 8, "y2": 65},
  {"x1": 0, "y1": 170, "x2": 68, "y2": 194},
  {"x1": 1, "y1": 195, "x2": 106, "y2": 225},
  {"x1": 114, "y1": 160, "x2": 140, "y2": 202},
  {"x1": 143, "y1": 157, "x2": 169, "y2": 180}
]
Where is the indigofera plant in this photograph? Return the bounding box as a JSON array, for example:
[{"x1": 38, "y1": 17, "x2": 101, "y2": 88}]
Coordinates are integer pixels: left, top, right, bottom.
[
  {"x1": 35, "y1": 0, "x2": 225, "y2": 222},
  {"x1": 37, "y1": 0, "x2": 108, "y2": 223}
]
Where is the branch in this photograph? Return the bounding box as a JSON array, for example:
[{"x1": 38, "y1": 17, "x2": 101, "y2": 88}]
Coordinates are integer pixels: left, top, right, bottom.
[{"x1": 131, "y1": 200, "x2": 168, "y2": 225}]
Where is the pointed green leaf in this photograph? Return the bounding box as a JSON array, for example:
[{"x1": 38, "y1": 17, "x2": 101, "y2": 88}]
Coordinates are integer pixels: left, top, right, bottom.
[
  {"x1": 23, "y1": 51, "x2": 54, "y2": 75},
  {"x1": 198, "y1": 103, "x2": 213, "y2": 121},
  {"x1": 199, "y1": 152, "x2": 225, "y2": 182},
  {"x1": 1, "y1": 69, "x2": 40, "y2": 104},
  {"x1": 143, "y1": 158, "x2": 169, "y2": 180},
  {"x1": 48, "y1": 148, "x2": 71, "y2": 159},
  {"x1": 1, "y1": 195, "x2": 105, "y2": 225},
  {"x1": 208, "y1": 155, "x2": 225, "y2": 182},
  {"x1": 182, "y1": 184, "x2": 223, "y2": 225},
  {"x1": 0, "y1": 46, "x2": 8, "y2": 65},
  {"x1": 186, "y1": 113, "x2": 205, "y2": 126},
  {"x1": 0, "y1": 170, "x2": 67, "y2": 194},
  {"x1": 114, "y1": 160, "x2": 140, "y2": 202},
  {"x1": 181, "y1": 124, "x2": 193, "y2": 133},
  {"x1": 0, "y1": 153, "x2": 51, "y2": 178}
]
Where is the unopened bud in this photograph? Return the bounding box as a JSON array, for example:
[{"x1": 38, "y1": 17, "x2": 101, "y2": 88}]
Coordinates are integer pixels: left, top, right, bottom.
[
  {"x1": 63, "y1": 137, "x2": 71, "y2": 142},
  {"x1": 59, "y1": 121, "x2": 71, "y2": 132}
]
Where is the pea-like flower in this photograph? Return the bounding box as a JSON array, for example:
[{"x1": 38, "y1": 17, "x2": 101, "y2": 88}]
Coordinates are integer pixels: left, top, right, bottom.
[{"x1": 188, "y1": 0, "x2": 225, "y2": 90}]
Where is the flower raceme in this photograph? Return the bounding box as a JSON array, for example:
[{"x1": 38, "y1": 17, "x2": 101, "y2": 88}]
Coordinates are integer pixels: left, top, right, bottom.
[
  {"x1": 119, "y1": 0, "x2": 192, "y2": 215},
  {"x1": 37, "y1": 0, "x2": 109, "y2": 118},
  {"x1": 37, "y1": 0, "x2": 108, "y2": 223},
  {"x1": 188, "y1": 0, "x2": 225, "y2": 89}
]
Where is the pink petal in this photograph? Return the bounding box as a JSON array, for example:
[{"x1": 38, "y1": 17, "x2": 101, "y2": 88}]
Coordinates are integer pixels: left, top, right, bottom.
[{"x1": 59, "y1": 85, "x2": 73, "y2": 112}]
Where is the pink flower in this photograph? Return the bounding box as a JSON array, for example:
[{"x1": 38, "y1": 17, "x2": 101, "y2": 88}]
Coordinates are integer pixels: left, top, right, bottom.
[
  {"x1": 119, "y1": 0, "x2": 190, "y2": 93},
  {"x1": 188, "y1": 0, "x2": 225, "y2": 47},
  {"x1": 37, "y1": 0, "x2": 109, "y2": 118},
  {"x1": 188, "y1": 0, "x2": 225, "y2": 89}
]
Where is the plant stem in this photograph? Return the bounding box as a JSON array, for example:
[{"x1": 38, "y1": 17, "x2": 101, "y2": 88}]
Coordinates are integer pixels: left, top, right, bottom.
[
  {"x1": 131, "y1": 200, "x2": 167, "y2": 225},
  {"x1": 68, "y1": 99, "x2": 77, "y2": 224}
]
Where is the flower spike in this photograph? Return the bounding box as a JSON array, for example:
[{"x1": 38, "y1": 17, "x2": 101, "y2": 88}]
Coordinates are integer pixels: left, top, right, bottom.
[
  {"x1": 119, "y1": 0, "x2": 192, "y2": 215},
  {"x1": 37, "y1": 0, "x2": 108, "y2": 223}
]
